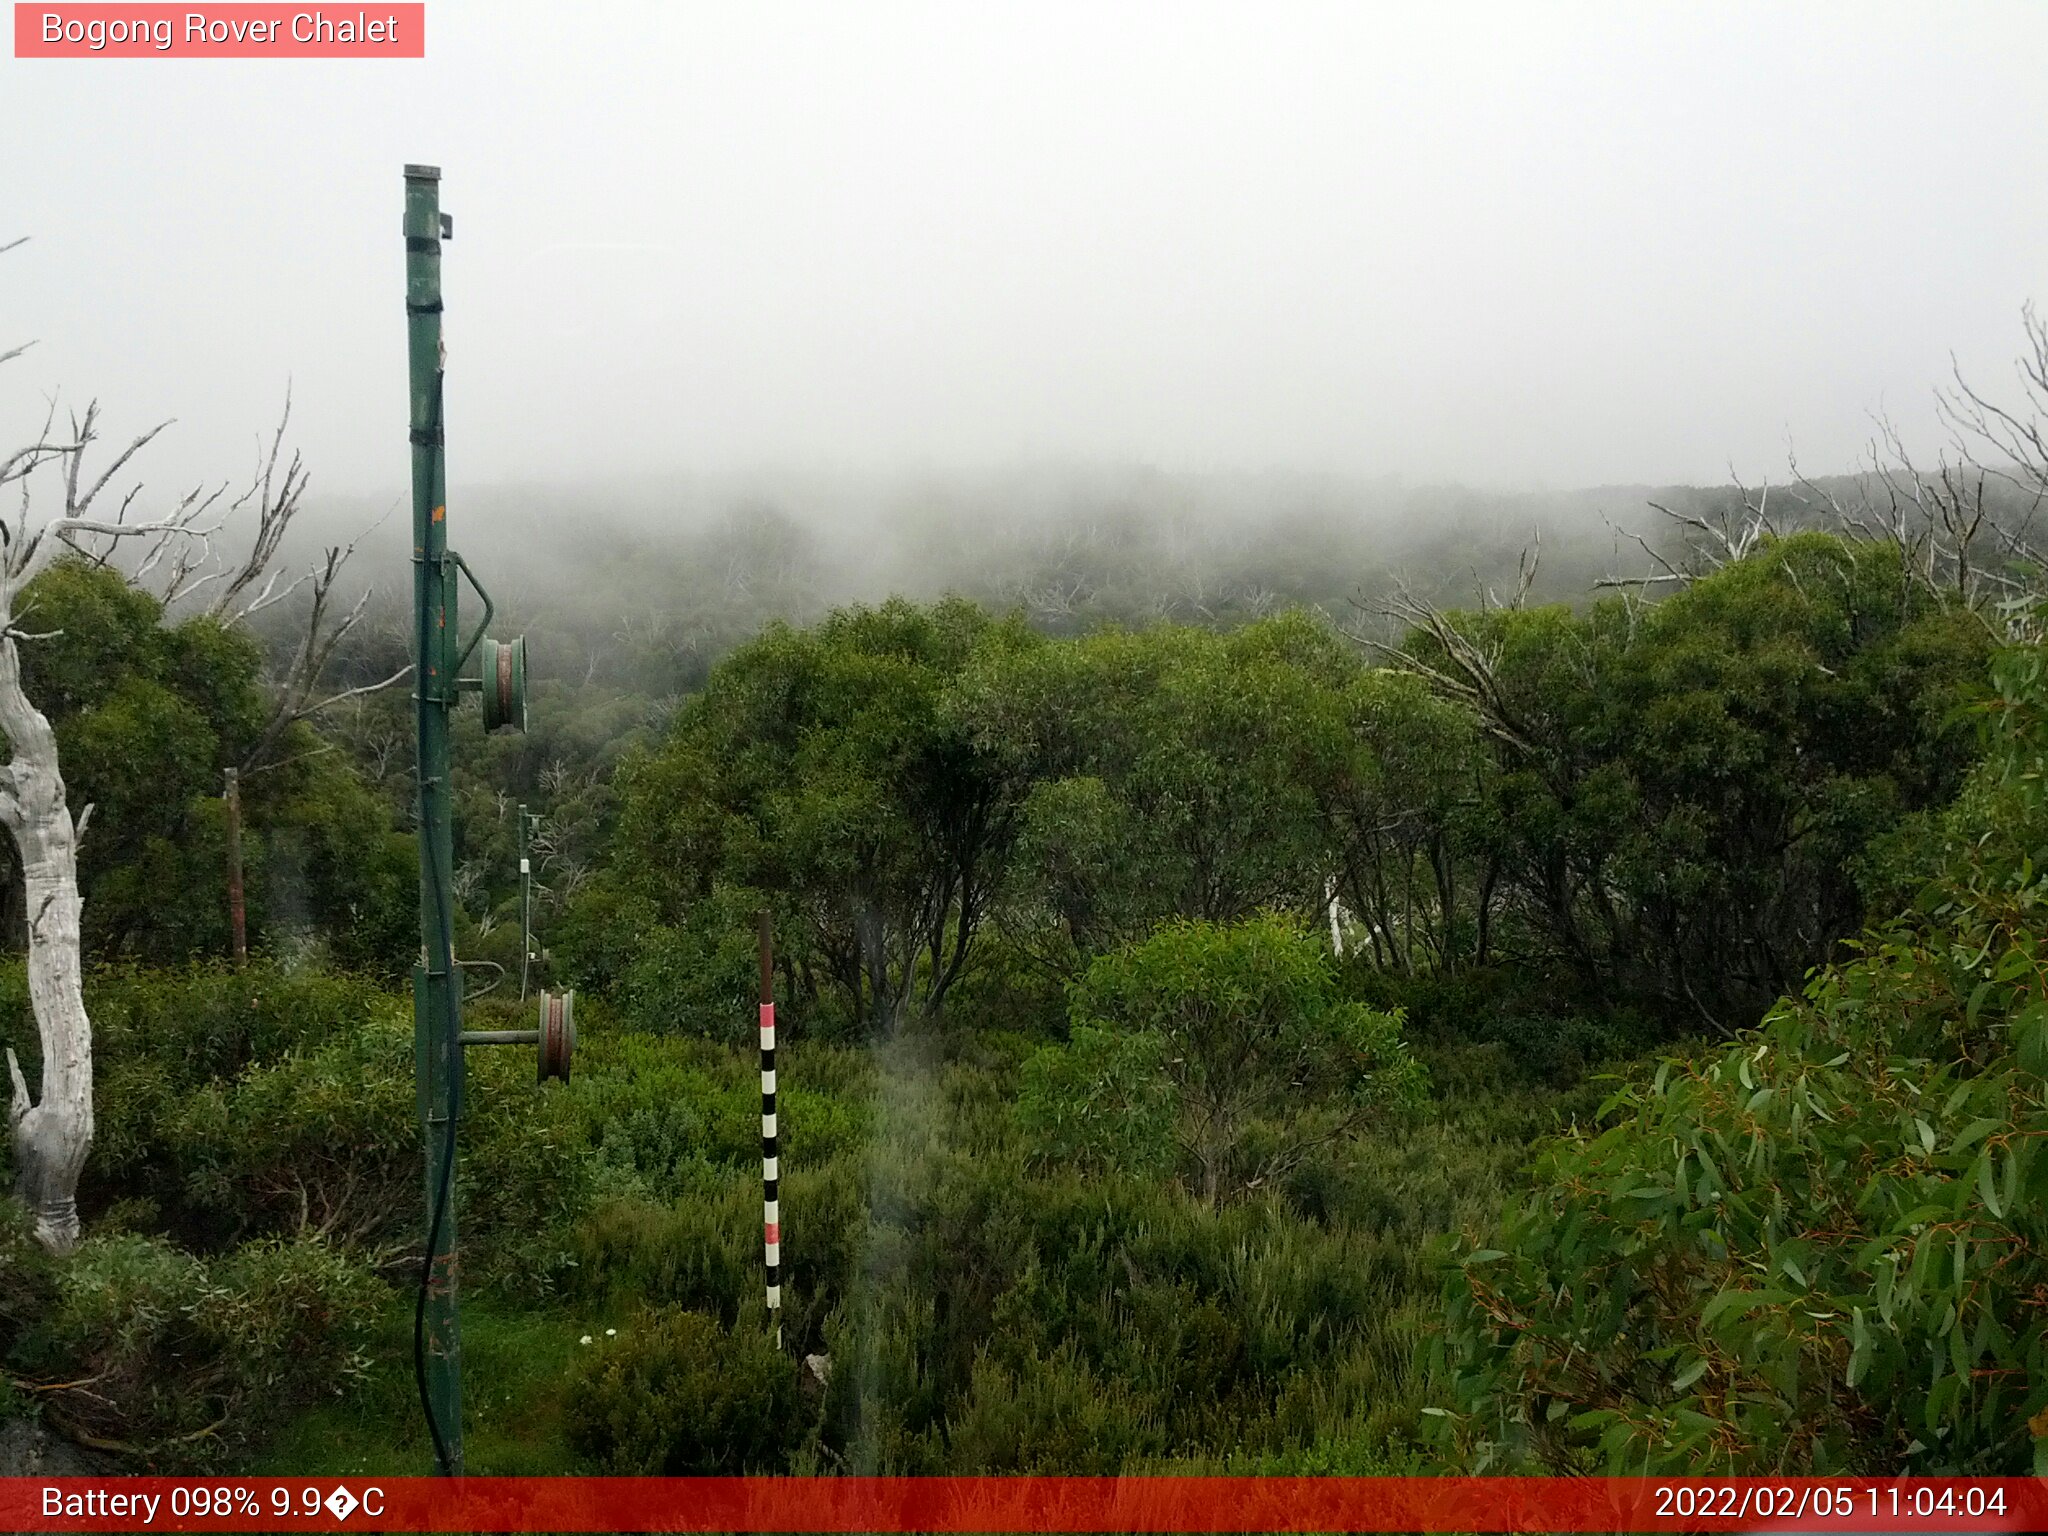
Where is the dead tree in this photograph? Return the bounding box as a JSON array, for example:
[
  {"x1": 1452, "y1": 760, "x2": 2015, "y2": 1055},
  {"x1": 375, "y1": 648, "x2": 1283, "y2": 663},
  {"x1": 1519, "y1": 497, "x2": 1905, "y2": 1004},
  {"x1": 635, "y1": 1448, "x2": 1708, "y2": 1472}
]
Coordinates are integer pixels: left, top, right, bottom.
[
  {"x1": 1, "y1": 237, "x2": 403, "y2": 1252},
  {"x1": 53, "y1": 394, "x2": 413, "y2": 774},
  {"x1": 1595, "y1": 310, "x2": 2048, "y2": 630},
  {"x1": 0, "y1": 404, "x2": 196, "y2": 1252}
]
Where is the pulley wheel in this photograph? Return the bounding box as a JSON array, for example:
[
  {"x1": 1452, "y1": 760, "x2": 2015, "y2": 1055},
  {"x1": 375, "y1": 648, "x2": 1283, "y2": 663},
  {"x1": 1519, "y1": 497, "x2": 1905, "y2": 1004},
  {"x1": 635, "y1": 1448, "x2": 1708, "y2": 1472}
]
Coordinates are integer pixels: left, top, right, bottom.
[
  {"x1": 480, "y1": 634, "x2": 528, "y2": 734},
  {"x1": 537, "y1": 988, "x2": 575, "y2": 1083}
]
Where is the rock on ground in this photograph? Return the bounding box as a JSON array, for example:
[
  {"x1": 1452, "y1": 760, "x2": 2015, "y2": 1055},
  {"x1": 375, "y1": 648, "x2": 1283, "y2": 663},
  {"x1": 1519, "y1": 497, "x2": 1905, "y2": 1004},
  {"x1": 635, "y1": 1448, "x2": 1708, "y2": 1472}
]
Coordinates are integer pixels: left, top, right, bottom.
[{"x1": 0, "y1": 1416, "x2": 123, "y2": 1476}]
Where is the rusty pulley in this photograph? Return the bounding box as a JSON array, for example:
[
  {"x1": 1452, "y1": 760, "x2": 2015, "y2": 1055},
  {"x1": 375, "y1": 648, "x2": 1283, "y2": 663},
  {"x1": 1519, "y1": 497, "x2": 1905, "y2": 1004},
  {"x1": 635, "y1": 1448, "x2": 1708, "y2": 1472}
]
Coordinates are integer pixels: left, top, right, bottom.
[
  {"x1": 480, "y1": 634, "x2": 528, "y2": 734},
  {"x1": 456, "y1": 985, "x2": 575, "y2": 1082},
  {"x1": 537, "y1": 988, "x2": 575, "y2": 1082}
]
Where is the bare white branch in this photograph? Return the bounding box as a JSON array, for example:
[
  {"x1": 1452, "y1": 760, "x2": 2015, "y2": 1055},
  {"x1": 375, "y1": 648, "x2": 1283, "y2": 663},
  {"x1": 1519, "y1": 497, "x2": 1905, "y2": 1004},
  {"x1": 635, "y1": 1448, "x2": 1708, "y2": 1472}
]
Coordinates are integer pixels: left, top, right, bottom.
[{"x1": 5, "y1": 1045, "x2": 28, "y2": 1125}]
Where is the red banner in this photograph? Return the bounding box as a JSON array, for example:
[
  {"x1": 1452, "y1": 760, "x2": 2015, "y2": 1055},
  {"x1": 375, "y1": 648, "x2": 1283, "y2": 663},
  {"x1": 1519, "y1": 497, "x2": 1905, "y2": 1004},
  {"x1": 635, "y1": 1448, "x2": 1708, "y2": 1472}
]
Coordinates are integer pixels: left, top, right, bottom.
[
  {"x1": 1, "y1": 1476, "x2": 2044, "y2": 1533},
  {"x1": 13, "y1": 5, "x2": 424, "y2": 57}
]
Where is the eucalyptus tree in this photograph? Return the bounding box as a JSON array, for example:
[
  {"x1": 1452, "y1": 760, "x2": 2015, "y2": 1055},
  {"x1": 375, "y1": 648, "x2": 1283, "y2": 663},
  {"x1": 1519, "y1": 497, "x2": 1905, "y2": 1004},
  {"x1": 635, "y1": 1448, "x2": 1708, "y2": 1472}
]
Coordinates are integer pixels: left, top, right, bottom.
[
  {"x1": 1383, "y1": 533, "x2": 1988, "y2": 1032},
  {"x1": 606, "y1": 597, "x2": 1038, "y2": 1036},
  {"x1": 955, "y1": 611, "x2": 1354, "y2": 962}
]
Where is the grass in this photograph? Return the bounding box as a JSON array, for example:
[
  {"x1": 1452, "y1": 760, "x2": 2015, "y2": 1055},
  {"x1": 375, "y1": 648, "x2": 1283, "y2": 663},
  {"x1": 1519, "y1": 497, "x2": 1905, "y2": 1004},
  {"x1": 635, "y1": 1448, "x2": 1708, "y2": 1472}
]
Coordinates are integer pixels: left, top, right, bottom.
[{"x1": 250, "y1": 1299, "x2": 602, "y2": 1476}]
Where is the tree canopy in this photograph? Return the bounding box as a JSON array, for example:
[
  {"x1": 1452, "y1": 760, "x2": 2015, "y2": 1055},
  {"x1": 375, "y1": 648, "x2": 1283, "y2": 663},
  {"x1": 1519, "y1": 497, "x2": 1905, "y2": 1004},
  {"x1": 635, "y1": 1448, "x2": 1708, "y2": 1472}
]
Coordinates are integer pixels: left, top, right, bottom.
[
  {"x1": 1021, "y1": 913, "x2": 1426, "y2": 1207},
  {"x1": 8, "y1": 560, "x2": 412, "y2": 972}
]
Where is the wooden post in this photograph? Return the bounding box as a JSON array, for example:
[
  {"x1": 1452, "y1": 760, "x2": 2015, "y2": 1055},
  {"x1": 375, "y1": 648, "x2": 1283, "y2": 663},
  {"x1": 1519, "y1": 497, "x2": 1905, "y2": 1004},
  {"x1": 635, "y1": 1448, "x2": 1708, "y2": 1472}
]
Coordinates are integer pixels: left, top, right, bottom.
[{"x1": 224, "y1": 767, "x2": 247, "y2": 966}]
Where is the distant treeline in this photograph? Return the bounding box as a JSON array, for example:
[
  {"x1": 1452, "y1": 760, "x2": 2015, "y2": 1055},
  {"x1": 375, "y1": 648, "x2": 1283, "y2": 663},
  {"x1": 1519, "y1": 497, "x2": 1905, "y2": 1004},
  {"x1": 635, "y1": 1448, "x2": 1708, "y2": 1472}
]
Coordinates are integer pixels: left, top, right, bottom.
[{"x1": 285, "y1": 463, "x2": 2037, "y2": 700}]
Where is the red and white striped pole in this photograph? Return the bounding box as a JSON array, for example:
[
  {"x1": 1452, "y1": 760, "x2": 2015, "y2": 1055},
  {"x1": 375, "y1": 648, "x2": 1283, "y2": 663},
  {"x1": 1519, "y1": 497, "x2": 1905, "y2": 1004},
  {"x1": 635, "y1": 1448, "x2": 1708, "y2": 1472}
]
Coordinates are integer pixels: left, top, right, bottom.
[{"x1": 758, "y1": 910, "x2": 782, "y2": 1349}]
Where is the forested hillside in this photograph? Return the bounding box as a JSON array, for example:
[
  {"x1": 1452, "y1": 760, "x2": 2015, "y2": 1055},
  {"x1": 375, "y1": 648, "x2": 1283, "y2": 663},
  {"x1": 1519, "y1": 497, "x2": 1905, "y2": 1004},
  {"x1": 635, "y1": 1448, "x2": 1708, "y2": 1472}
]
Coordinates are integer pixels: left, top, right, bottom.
[{"x1": 6, "y1": 427, "x2": 2048, "y2": 1476}]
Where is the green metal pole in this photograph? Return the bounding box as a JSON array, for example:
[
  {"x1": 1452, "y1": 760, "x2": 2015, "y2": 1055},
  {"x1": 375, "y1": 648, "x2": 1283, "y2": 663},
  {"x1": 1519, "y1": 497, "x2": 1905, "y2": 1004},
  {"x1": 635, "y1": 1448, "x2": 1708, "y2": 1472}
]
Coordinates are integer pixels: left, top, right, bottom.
[{"x1": 405, "y1": 162, "x2": 464, "y2": 1477}]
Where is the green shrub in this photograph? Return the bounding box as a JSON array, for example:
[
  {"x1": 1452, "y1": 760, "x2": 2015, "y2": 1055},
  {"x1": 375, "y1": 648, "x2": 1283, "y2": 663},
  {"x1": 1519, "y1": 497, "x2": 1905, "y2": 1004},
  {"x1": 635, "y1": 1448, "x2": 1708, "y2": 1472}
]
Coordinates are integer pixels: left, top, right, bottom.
[
  {"x1": 1022, "y1": 914, "x2": 1426, "y2": 1206},
  {"x1": 566, "y1": 1030, "x2": 871, "y2": 1200},
  {"x1": 161, "y1": 1009, "x2": 417, "y2": 1253},
  {"x1": 200, "y1": 1239, "x2": 381, "y2": 1409},
  {"x1": 1437, "y1": 644, "x2": 2048, "y2": 1475},
  {"x1": 0, "y1": 961, "x2": 389, "y2": 1240},
  {"x1": 818, "y1": 1138, "x2": 1447, "y2": 1469},
  {"x1": 569, "y1": 1151, "x2": 865, "y2": 1358},
  {"x1": 1475, "y1": 1011, "x2": 1656, "y2": 1089},
  {"x1": 26, "y1": 1232, "x2": 382, "y2": 1457},
  {"x1": 69, "y1": 982, "x2": 591, "y2": 1292},
  {"x1": 565, "y1": 1308, "x2": 801, "y2": 1472},
  {"x1": 72, "y1": 962, "x2": 378, "y2": 1086},
  {"x1": 944, "y1": 1344, "x2": 1159, "y2": 1471},
  {"x1": 932, "y1": 936, "x2": 1070, "y2": 1041},
  {"x1": 1346, "y1": 963, "x2": 1657, "y2": 1091},
  {"x1": 615, "y1": 886, "x2": 775, "y2": 1044},
  {"x1": 14, "y1": 967, "x2": 596, "y2": 1284},
  {"x1": 458, "y1": 1020, "x2": 600, "y2": 1295},
  {"x1": 0, "y1": 1198, "x2": 57, "y2": 1362},
  {"x1": 573, "y1": 1195, "x2": 756, "y2": 1325}
]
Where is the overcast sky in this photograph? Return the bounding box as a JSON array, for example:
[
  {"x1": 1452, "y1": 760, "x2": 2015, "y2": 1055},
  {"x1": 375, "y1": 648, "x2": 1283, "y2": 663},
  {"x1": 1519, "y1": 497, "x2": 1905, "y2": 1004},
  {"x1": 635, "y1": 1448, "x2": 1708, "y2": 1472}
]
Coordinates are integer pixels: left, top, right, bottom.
[{"x1": 4, "y1": 1, "x2": 2046, "y2": 501}]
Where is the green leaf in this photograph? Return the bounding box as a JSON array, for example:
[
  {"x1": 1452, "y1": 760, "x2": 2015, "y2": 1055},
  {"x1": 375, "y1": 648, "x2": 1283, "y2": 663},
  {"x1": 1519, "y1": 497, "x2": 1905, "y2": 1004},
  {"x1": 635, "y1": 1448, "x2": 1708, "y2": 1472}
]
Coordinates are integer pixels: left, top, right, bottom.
[
  {"x1": 1847, "y1": 1339, "x2": 1871, "y2": 1388},
  {"x1": 1949, "y1": 1118, "x2": 2002, "y2": 1157},
  {"x1": 2015, "y1": 1002, "x2": 2048, "y2": 1079},
  {"x1": 1700, "y1": 1287, "x2": 1791, "y2": 1329},
  {"x1": 1978, "y1": 1152, "x2": 2007, "y2": 1220}
]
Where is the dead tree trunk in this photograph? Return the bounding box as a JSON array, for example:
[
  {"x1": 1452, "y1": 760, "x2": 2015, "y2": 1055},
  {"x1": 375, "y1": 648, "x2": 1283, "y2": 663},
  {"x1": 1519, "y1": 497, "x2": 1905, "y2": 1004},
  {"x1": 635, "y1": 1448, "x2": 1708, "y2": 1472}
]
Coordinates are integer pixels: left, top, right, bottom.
[{"x1": 0, "y1": 636, "x2": 93, "y2": 1254}]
